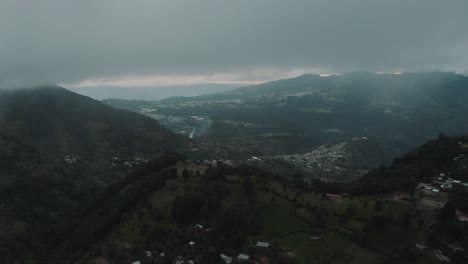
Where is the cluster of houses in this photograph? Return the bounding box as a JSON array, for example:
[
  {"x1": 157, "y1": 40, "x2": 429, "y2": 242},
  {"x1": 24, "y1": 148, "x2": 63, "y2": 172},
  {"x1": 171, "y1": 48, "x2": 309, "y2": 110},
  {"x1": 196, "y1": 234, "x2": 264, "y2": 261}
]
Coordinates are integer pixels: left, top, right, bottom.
[
  {"x1": 249, "y1": 156, "x2": 262, "y2": 162},
  {"x1": 130, "y1": 240, "x2": 295, "y2": 264},
  {"x1": 131, "y1": 250, "x2": 167, "y2": 264},
  {"x1": 434, "y1": 249, "x2": 451, "y2": 263},
  {"x1": 217, "y1": 241, "x2": 295, "y2": 264},
  {"x1": 415, "y1": 172, "x2": 468, "y2": 211},
  {"x1": 59, "y1": 155, "x2": 152, "y2": 168},
  {"x1": 415, "y1": 169, "x2": 468, "y2": 262},
  {"x1": 433, "y1": 173, "x2": 468, "y2": 191},
  {"x1": 217, "y1": 241, "x2": 271, "y2": 264},
  {"x1": 60, "y1": 155, "x2": 79, "y2": 164},
  {"x1": 418, "y1": 173, "x2": 468, "y2": 194},
  {"x1": 111, "y1": 156, "x2": 149, "y2": 168}
]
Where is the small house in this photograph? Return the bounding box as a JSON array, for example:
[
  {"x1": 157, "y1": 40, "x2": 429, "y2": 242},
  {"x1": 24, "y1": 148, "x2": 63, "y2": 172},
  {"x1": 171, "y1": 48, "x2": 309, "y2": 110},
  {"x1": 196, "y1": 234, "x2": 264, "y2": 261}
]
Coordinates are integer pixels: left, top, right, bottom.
[
  {"x1": 220, "y1": 254, "x2": 233, "y2": 264},
  {"x1": 415, "y1": 244, "x2": 426, "y2": 250},
  {"x1": 324, "y1": 193, "x2": 342, "y2": 199},
  {"x1": 310, "y1": 235, "x2": 323, "y2": 240},
  {"x1": 256, "y1": 241, "x2": 270, "y2": 248},
  {"x1": 175, "y1": 256, "x2": 184, "y2": 264},
  {"x1": 456, "y1": 210, "x2": 468, "y2": 222},
  {"x1": 237, "y1": 254, "x2": 250, "y2": 261}
]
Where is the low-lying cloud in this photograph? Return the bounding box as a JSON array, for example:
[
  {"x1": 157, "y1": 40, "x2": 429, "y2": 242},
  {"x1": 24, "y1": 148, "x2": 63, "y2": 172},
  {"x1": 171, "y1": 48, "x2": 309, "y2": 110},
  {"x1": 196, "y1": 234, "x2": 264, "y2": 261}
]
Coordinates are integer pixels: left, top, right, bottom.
[{"x1": 1, "y1": 0, "x2": 467, "y2": 88}]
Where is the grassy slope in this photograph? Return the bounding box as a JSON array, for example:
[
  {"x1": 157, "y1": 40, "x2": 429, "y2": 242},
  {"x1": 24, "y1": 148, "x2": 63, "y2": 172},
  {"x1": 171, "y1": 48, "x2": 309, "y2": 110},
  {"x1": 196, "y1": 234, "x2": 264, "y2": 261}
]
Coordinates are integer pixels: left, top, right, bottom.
[{"x1": 73, "y1": 162, "x2": 441, "y2": 264}]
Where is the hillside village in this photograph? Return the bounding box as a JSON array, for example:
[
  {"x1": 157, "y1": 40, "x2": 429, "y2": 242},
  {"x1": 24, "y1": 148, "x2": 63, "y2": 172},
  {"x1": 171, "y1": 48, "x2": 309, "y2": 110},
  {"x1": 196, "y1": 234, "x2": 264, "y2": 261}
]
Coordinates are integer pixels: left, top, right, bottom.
[
  {"x1": 49, "y1": 137, "x2": 468, "y2": 264},
  {"x1": 81, "y1": 150, "x2": 468, "y2": 264}
]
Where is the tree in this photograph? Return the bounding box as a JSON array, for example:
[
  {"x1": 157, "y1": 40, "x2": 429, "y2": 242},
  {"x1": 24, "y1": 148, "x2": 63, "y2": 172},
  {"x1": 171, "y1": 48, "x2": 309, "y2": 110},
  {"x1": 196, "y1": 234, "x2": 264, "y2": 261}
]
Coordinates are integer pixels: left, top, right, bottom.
[
  {"x1": 242, "y1": 177, "x2": 256, "y2": 205},
  {"x1": 417, "y1": 218, "x2": 424, "y2": 230},
  {"x1": 400, "y1": 212, "x2": 411, "y2": 227},
  {"x1": 346, "y1": 205, "x2": 357, "y2": 218},
  {"x1": 218, "y1": 206, "x2": 260, "y2": 237},
  {"x1": 182, "y1": 169, "x2": 190, "y2": 181},
  {"x1": 438, "y1": 201, "x2": 456, "y2": 222},
  {"x1": 374, "y1": 200, "x2": 383, "y2": 211},
  {"x1": 172, "y1": 193, "x2": 204, "y2": 225}
]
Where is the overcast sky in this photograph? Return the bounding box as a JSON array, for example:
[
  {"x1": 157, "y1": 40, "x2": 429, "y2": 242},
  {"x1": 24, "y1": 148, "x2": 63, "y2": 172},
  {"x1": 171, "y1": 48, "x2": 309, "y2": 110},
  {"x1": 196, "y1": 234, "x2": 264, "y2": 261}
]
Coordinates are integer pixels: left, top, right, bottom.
[{"x1": 1, "y1": 0, "x2": 467, "y2": 88}]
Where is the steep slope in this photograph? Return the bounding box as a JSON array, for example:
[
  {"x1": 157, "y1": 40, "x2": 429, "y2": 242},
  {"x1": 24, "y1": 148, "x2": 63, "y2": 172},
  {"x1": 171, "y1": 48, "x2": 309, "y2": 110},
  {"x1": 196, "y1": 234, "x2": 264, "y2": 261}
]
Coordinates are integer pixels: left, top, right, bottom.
[
  {"x1": 348, "y1": 134, "x2": 468, "y2": 195},
  {"x1": 0, "y1": 86, "x2": 191, "y2": 160},
  {"x1": 0, "y1": 87, "x2": 192, "y2": 262},
  {"x1": 0, "y1": 135, "x2": 76, "y2": 261},
  {"x1": 0, "y1": 134, "x2": 41, "y2": 189},
  {"x1": 31, "y1": 156, "x2": 456, "y2": 264},
  {"x1": 4, "y1": 135, "x2": 468, "y2": 263}
]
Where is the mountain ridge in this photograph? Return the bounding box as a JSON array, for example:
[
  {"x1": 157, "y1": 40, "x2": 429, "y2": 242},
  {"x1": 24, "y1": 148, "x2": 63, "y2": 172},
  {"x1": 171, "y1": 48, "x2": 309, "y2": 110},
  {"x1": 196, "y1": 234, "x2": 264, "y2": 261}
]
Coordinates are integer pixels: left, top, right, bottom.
[{"x1": 0, "y1": 85, "x2": 191, "y2": 160}]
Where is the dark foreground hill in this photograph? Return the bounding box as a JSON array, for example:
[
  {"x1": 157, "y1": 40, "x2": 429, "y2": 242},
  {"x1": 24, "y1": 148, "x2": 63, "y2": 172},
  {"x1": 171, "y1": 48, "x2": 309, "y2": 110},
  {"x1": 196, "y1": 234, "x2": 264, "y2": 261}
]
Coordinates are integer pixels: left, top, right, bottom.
[
  {"x1": 0, "y1": 87, "x2": 192, "y2": 263},
  {"x1": 14, "y1": 136, "x2": 467, "y2": 264}
]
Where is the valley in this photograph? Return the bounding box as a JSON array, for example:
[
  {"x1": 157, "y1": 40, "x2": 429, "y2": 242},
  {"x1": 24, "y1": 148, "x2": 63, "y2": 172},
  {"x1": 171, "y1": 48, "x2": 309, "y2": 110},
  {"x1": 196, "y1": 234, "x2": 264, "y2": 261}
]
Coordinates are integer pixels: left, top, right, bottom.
[{"x1": 105, "y1": 72, "x2": 468, "y2": 181}]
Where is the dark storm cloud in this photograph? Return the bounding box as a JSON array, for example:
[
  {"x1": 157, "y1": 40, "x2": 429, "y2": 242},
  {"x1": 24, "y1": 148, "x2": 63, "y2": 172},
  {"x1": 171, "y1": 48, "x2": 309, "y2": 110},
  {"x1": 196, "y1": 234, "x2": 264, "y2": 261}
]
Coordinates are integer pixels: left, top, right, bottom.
[{"x1": 0, "y1": 0, "x2": 467, "y2": 87}]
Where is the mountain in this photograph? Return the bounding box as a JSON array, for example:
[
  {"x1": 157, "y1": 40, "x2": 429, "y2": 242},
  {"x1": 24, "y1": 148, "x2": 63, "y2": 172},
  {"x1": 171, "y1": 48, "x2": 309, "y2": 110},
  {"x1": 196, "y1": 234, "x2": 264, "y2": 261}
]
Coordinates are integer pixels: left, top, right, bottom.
[
  {"x1": 0, "y1": 87, "x2": 191, "y2": 262},
  {"x1": 68, "y1": 83, "x2": 237, "y2": 101},
  {"x1": 104, "y1": 72, "x2": 468, "y2": 179},
  {"x1": 0, "y1": 86, "x2": 192, "y2": 238},
  {"x1": 0, "y1": 86, "x2": 191, "y2": 160}
]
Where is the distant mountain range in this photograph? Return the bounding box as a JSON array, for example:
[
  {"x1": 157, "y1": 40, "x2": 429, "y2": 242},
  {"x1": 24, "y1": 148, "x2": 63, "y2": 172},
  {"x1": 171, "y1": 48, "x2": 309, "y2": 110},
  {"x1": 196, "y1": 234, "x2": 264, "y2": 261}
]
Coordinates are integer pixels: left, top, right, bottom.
[
  {"x1": 105, "y1": 71, "x2": 468, "y2": 179},
  {"x1": 68, "y1": 83, "x2": 237, "y2": 100}
]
